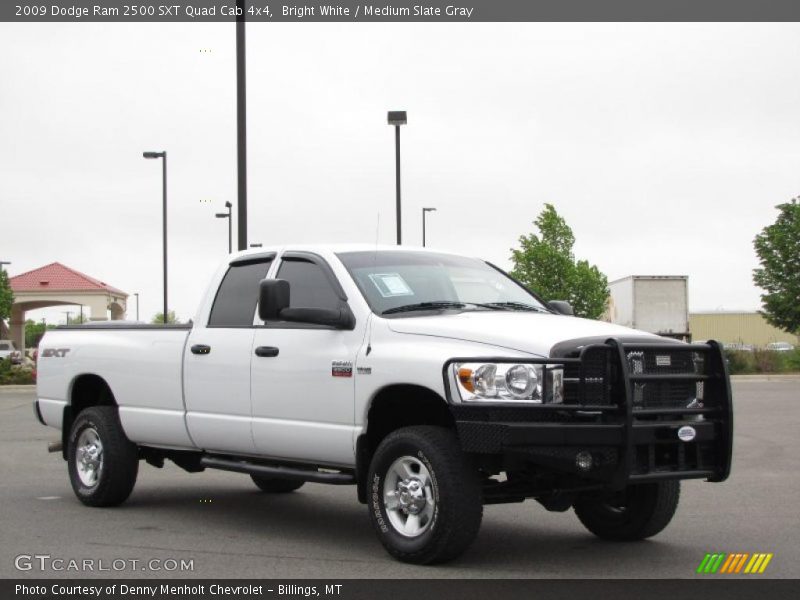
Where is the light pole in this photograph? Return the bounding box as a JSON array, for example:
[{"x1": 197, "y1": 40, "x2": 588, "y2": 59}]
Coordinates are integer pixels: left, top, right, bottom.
[
  {"x1": 387, "y1": 111, "x2": 407, "y2": 245},
  {"x1": 63, "y1": 311, "x2": 72, "y2": 325},
  {"x1": 0, "y1": 261, "x2": 10, "y2": 272},
  {"x1": 143, "y1": 151, "x2": 168, "y2": 323},
  {"x1": 422, "y1": 207, "x2": 437, "y2": 247},
  {"x1": 236, "y1": 0, "x2": 248, "y2": 251},
  {"x1": 216, "y1": 201, "x2": 233, "y2": 254},
  {"x1": 134, "y1": 293, "x2": 139, "y2": 321}
]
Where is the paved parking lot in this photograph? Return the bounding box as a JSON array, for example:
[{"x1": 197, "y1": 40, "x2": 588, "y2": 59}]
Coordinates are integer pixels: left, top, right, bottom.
[{"x1": 1, "y1": 378, "x2": 797, "y2": 579}]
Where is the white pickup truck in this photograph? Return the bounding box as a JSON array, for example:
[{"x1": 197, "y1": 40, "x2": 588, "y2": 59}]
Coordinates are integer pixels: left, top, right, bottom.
[{"x1": 35, "y1": 245, "x2": 732, "y2": 564}]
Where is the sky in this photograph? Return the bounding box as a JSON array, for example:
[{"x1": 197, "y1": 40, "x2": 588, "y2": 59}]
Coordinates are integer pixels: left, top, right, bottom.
[{"x1": 1, "y1": 22, "x2": 799, "y2": 324}]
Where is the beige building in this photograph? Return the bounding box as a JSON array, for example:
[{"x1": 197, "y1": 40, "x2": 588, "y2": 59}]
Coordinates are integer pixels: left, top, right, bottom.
[
  {"x1": 8, "y1": 262, "x2": 128, "y2": 352},
  {"x1": 689, "y1": 312, "x2": 799, "y2": 347}
]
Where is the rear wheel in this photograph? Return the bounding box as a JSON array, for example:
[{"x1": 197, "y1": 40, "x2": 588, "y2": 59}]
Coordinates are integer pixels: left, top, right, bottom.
[
  {"x1": 573, "y1": 481, "x2": 680, "y2": 541},
  {"x1": 250, "y1": 475, "x2": 305, "y2": 493},
  {"x1": 67, "y1": 406, "x2": 139, "y2": 507},
  {"x1": 367, "y1": 425, "x2": 482, "y2": 564}
]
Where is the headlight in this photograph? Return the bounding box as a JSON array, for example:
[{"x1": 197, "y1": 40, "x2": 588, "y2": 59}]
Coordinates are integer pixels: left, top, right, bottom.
[{"x1": 453, "y1": 362, "x2": 564, "y2": 404}]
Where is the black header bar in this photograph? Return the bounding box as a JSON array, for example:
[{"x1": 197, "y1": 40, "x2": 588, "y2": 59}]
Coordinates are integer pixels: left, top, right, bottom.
[{"x1": 4, "y1": 1, "x2": 800, "y2": 23}]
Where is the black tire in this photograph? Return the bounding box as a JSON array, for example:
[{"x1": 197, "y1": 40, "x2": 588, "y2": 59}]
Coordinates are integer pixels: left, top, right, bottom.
[
  {"x1": 574, "y1": 480, "x2": 680, "y2": 541},
  {"x1": 367, "y1": 425, "x2": 482, "y2": 564},
  {"x1": 250, "y1": 474, "x2": 305, "y2": 493},
  {"x1": 67, "y1": 406, "x2": 139, "y2": 507}
]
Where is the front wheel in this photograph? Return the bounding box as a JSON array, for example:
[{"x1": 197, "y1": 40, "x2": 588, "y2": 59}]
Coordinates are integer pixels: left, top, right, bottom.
[
  {"x1": 573, "y1": 480, "x2": 680, "y2": 541},
  {"x1": 67, "y1": 406, "x2": 139, "y2": 507},
  {"x1": 367, "y1": 426, "x2": 482, "y2": 564}
]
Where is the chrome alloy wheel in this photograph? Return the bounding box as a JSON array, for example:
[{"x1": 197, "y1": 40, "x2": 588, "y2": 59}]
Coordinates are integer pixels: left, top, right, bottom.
[
  {"x1": 383, "y1": 456, "x2": 435, "y2": 537},
  {"x1": 75, "y1": 427, "x2": 104, "y2": 487}
]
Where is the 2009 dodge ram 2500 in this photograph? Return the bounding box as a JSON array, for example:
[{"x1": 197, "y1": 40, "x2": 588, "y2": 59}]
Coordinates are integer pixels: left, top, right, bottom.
[{"x1": 35, "y1": 245, "x2": 732, "y2": 564}]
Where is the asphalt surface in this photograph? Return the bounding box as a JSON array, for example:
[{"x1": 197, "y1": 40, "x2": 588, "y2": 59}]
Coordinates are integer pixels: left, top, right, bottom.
[{"x1": 1, "y1": 379, "x2": 798, "y2": 579}]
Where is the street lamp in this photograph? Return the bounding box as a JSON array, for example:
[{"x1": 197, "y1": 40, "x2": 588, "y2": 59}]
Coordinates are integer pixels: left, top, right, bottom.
[
  {"x1": 422, "y1": 207, "x2": 437, "y2": 247},
  {"x1": 143, "y1": 150, "x2": 168, "y2": 323},
  {"x1": 134, "y1": 293, "x2": 140, "y2": 321},
  {"x1": 63, "y1": 311, "x2": 72, "y2": 325},
  {"x1": 0, "y1": 261, "x2": 10, "y2": 272},
  {"x1": 387, "y1": 111, "x2": 407, "y2": 245},
  {"x1": 216, "y1": 201, "x2": 233, "y2": 254}
]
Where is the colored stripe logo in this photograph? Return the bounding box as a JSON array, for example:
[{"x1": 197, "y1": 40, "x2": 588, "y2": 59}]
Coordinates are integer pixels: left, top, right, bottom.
[{"x1": 696, "y1": 552, "x2": 773, "y2": 574}]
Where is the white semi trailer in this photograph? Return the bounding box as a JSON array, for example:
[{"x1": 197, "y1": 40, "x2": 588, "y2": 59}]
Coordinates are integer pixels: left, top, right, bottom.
[{"x1": 607, "y1": 276, "x2": 690, "y2": 341}]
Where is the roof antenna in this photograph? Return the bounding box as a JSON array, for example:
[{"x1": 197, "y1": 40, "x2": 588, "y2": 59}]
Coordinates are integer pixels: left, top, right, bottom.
[
  {"x1": 373, "y1": 212, "x2": 380, "y2": 264},
  {"x1": 366, "y1": 212, "x2": 380, "y2": 357}
]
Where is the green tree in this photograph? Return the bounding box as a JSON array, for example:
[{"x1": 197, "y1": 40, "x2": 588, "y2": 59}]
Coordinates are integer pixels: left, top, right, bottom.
[
  {"x1": 510, "y1": 204, "x2": 609, "y2": 319},
  {"x1": 152, "y1": 311, "x2": 180, "y2": 324},
  {"x1": 25, "y1": 319, "x2": 57, "y2": 348},
  {"x1": 753, "y1": 197, "x2": 800, "y2": 335},
  {"x1": 0, "y1": 269, "x2": 13, "y2": 323}
]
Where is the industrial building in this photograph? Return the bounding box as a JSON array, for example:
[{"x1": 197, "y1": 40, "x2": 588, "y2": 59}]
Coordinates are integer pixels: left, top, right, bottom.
[{"x1": 689, "y1": 312, "x2": 798, "y2": 348}]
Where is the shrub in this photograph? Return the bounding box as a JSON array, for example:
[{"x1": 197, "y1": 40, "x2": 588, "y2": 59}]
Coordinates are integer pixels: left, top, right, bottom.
[
  {"x1": 752, "y1": 348, "x2": 782, "y2": 373},
  {"x1": 0, "y1": 358, "x2": 36, "y2": 385},
  {"x1": 724, "y1": 350, "x2": 756, "y2": 374}
]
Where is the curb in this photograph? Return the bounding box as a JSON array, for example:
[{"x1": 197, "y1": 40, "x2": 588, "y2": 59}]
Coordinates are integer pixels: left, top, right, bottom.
[
  {"x1": 731, "y1": 374, "x2": 800, "y2": 381},
  {"x1": 0, "y1": 385, "x2": 36, "y2": 392}
]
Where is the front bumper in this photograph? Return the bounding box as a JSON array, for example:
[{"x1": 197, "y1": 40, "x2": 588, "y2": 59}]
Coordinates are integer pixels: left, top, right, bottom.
[{"x1": 444, "y1": 338, "x2": 733, "y2": 487}]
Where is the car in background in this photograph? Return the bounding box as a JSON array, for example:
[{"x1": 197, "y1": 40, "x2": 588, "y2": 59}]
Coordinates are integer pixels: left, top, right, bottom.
[
  {"x1": 724, "y1": 342, "x2": 754, "y2": 352},
  {"x1": 766, "y1": 342, "x2": 795, "y2": 353},
  {"x1": 0, "y1": 340, "x2": 22, "y2": 364}
]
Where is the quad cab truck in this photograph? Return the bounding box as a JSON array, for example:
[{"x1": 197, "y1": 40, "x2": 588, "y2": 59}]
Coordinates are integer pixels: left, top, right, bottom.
[{"x1": 35, "y1": 246, "x2": 733, "y2": 564}]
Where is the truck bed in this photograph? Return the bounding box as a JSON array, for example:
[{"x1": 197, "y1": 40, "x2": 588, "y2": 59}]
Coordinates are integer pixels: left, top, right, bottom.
[{"x1": 37, "y1": 323, "x2": 195, "y2": 449}]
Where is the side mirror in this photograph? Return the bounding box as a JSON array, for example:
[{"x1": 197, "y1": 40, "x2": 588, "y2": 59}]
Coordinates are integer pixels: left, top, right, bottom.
[
  {"x1": 258, "y1": 279, "x2": 290, "y2": 321},
  {"x1": 548, "y1": 300, "x2": 574, "y2": 316},
  {"x1": 258, "y1": 279, "x2": 356, "y2": 329}
]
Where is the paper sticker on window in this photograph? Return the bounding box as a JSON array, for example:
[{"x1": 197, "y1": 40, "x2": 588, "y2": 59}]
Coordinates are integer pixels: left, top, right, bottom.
[{"x1": 368, "y1": 273, "x2": 414, "y2": 298}]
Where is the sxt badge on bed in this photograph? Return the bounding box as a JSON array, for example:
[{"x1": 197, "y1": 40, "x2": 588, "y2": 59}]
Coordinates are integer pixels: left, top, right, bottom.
[
  {"x1": 331, "y1": 361, "x2": 353, "y2": 377},
  {"x1": 40, "y1": 348, "x2": 70, "y2": 358}
]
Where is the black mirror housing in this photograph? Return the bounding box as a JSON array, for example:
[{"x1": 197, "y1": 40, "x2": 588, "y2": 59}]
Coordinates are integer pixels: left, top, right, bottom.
[
  {"x1": 259, "y1": 278, "x2": 355, "y2": 329},
  {"x1": 259, "y1": 279, "x2": 290, "y2": 321},
  {"x1": 548, "y1": 300, "x2": 574, "y2": 316}
]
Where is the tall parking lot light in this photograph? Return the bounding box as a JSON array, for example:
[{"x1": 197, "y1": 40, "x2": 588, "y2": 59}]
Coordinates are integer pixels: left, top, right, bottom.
[
  {"x1": 387, "y1": 111, "x2": 407, "y2": 245},
  {"x1": 216, "y1": 201, "x2": 233, "y2": 254},
  {"x1": 422, "y1": 207, "x2": 436, "y2": 247},
  {"x1": 142, "y1": 151, "x2": 168, "y2": 323}
]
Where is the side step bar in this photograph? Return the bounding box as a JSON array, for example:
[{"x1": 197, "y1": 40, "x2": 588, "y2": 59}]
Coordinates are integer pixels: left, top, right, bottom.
[{"x1": 200, "y1": 456, "x2": 355, "y2": 485}]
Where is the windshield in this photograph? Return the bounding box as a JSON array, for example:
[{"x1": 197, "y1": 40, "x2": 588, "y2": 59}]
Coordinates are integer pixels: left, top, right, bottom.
[{"x1": 336, "y1": 251, "x2": 549, "y2": 316}]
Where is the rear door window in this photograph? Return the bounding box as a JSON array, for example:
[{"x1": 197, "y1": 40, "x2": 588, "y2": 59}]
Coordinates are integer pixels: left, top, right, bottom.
[{"x1": 208, "y1": 259, "x2": 273, "y2": 327}]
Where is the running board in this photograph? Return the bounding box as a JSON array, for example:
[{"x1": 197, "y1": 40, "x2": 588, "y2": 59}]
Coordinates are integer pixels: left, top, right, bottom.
[{"x1": 200, "y1": 456, "x2": 355, "y2": 485}]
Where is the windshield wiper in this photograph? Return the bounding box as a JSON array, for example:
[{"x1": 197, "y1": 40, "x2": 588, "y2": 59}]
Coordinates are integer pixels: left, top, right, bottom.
[
  {"x1": 382, "y1": 301, "x2": 466, "y2": 315},
  {"x1": 481, "y1": 301, "x2": 549, "y2": 312}
]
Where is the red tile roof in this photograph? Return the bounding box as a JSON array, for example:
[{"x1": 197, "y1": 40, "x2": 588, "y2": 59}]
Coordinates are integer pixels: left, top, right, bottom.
[{"x1": 9, "y1": 262, "x2": 127, "y2": 296}]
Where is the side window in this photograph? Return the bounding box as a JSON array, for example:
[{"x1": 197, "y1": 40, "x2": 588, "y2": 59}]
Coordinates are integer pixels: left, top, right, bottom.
[
  {"x1": 276, "y1": 258, "x2": 341, "y2": 312},
  {"x1": 208, "y1": 260, "x2": 272, "y2": 327}
]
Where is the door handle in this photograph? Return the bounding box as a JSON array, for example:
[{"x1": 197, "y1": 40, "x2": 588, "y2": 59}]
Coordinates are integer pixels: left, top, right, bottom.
[
  {"x1": 255, "y1": 346, "x2": 279, "y2": 358},
  {"x1": 190, "y1": 344, "x2": 211, "y2": 355}
]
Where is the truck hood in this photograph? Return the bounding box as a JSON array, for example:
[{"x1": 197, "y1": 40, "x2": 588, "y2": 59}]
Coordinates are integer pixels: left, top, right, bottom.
[{"x1": 386, "y1": 311, "x2": 658, "y2": 356}]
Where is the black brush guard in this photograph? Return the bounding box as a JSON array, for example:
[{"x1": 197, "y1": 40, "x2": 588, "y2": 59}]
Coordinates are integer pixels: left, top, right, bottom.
[{"x1": 443, "y1": 339, "x2": 733, "y2": 488}]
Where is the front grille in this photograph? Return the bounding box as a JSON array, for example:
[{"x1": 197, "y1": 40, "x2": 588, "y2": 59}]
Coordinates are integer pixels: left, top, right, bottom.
[{"x1": 625, "y1": 348, "x2": 706, "y2": 412}]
